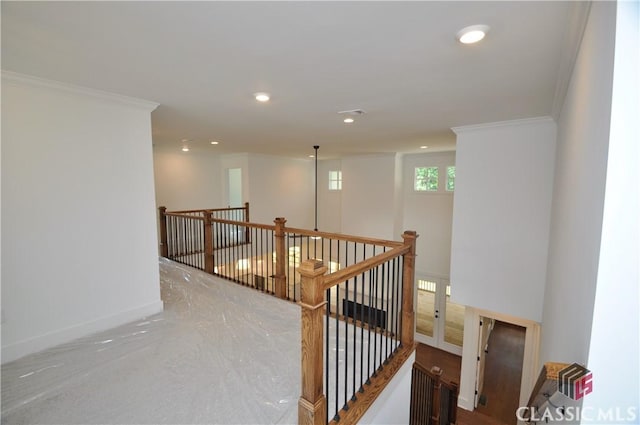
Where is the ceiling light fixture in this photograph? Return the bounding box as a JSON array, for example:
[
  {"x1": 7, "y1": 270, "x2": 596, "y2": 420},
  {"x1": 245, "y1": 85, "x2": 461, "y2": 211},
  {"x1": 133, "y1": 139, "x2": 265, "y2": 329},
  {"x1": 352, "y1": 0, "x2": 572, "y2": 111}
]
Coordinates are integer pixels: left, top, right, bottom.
[
  {"x1": 182, "y1": 147, "x2": 189, "y2": 152},
  {"x1": 254, "y1": 92, "x2": 270, "y2": 102},
  {"x1": 338, "y1": 109, "x2": 365, "y2": 124},
  {"x1": 210, "y1": 141, "x2": 219, "y2": 145},
  {"x1": 457, "y1": 25, "x2": 490, "y2": 44},
  {"x1": 420, "y1": 146, "x2": 428, "y2": 149}
]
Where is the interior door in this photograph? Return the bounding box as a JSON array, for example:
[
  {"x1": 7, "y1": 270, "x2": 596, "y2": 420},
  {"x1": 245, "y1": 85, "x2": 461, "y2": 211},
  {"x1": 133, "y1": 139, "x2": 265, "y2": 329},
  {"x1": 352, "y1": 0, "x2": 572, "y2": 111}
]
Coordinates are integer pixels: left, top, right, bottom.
[
  {"x1": 475, "y1": 317, "x2": 494, "y2": 407},
  {"x1": 415, "y1": 277, "x2": 465, "y2": 355}
]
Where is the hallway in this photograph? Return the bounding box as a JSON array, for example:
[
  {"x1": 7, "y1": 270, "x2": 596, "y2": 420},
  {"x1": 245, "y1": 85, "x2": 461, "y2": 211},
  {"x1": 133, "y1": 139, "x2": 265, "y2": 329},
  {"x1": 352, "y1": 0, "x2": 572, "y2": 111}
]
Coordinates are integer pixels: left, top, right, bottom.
[{"x1": 475, "y1": 321, "x2": 526, "y2": 425}]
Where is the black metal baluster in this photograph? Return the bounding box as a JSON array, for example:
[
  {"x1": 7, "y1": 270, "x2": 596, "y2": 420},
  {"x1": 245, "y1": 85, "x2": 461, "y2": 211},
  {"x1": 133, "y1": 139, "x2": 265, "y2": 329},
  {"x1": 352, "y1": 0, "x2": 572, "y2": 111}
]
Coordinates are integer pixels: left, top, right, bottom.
[
  {"x1": 343, "y1": 243, "x2": 349, "y2": 411},
  {"x1": 343, "y1": 278, "x2": 350, "y2": 410},
  {"x1": 325, "y1": 288, "x2": 330, "y2": 425},
  {"x1": 399, "y1": 256, "x2": 404, "y2": 348},
  {"x1": 372, "y1": 262, "x2": 378, "y2": 376},
  {"x1": 367, "y1": 245, "x2": 375, "y2": 382},
  {"x1": 351, "y1": 242, "x2": 358, "y2": 402},
  {"x1": 359, "y1": 243, "x2": 366, "y2": 392},
  {"x1": 334, "y1": 282, "x2": 340, "y2": 422}
]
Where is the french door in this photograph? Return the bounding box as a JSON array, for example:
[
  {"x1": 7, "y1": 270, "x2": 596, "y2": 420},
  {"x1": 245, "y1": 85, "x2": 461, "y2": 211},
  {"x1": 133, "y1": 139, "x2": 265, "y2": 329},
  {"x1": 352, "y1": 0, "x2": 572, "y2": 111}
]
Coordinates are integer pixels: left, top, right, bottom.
[{"x1": 414, "y1": 276, "x2": 465, "y2": 356}]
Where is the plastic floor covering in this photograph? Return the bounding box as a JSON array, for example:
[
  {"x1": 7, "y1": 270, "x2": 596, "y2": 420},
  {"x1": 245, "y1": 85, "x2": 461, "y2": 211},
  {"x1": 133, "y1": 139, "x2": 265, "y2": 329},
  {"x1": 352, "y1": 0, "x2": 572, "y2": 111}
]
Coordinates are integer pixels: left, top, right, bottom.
[{"x1": 1, "y1": 258, "x2": 301, "y2": 424}]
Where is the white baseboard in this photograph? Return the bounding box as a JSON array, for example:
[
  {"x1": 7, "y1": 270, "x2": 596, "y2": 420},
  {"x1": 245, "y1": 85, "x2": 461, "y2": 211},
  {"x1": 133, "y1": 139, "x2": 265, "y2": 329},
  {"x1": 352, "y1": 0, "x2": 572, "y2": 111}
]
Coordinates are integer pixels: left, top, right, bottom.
[{"x1": 1, "y1": 301, "x2": 164, "y2": 364}]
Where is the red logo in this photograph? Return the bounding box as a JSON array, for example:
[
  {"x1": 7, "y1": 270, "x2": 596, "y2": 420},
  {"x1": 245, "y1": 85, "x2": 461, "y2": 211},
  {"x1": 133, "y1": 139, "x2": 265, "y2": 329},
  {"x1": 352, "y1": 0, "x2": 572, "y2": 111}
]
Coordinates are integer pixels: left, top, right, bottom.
[{"x1": 558, "y1": 363, "x2": 593, "y2": 400}]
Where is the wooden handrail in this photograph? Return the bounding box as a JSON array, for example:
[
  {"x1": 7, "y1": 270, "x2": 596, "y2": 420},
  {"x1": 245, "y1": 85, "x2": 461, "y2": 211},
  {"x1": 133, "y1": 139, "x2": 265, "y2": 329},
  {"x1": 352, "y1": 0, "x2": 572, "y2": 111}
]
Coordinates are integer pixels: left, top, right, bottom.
[
  {"x1": 299, "y1": 229, "x2": 417, "y2": 425},
  {"x1": 164, "y1": 212, "x2": 205, "y2": 220},
  {"x1": 285, "y1": 226, "x2": 404, "y2": 248},
  {"x1": 330, "y1": 344, "x2": 416, "y2": 425},
  {"x1": 322, "y1": 245, "x2": 410, "y2": 291},
  {"x1": 169, "y1": 206, "x2": 248, "y2": 213},
  {"x1": 160, "y1": 206, "x2": 419, "y2": 425},
  {"x1": 207, "y1": 217, "x2": 276, "y2": 230}
]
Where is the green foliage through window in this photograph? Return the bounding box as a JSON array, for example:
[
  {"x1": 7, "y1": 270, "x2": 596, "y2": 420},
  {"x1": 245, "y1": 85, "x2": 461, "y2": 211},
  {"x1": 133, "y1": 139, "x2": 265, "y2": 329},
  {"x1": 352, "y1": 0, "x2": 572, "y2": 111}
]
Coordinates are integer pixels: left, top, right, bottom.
[
  {"x1": 446, "y1": 166, "x2": 456, "y2": 191},
  {"x1": 415, "y1": 167, "x2": 438, "y2": 191}
]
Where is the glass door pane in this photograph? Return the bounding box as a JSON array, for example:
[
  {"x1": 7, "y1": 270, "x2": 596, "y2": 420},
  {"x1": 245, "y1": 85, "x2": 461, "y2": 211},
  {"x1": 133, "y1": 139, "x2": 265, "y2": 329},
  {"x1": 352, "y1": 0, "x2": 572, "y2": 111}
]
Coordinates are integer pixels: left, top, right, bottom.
[
  {"x1": 416, "y1": 279, "x2": 437, "y2": 338},
  {"x1": 443, "y1": 284, "x2": 465, "y2": 347}
]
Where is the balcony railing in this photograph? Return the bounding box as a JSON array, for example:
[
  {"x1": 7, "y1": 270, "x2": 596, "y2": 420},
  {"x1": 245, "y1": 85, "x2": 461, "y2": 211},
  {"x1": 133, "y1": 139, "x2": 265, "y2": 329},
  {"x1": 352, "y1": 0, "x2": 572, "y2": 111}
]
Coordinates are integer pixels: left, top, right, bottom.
[{"x1": 158, "y1": 205, "x2": 418, "y2": 424}]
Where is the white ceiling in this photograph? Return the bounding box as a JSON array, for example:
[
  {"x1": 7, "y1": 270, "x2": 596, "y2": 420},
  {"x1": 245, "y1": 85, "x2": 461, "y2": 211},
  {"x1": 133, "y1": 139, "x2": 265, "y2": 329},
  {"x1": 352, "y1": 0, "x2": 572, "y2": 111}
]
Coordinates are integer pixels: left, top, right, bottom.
[{"x1": 2, "y1": 1, "x2": 575, "y2": 159}]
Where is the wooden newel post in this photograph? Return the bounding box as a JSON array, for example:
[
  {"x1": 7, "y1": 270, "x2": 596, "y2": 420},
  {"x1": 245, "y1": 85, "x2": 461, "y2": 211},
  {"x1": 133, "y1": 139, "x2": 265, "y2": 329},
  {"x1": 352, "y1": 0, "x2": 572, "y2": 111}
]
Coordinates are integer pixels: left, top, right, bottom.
[
  {"x1": 274, "y1": 217, "x2": 287, "y2": 299},
  {"x1": 203, "y1": 211, "x2": 214, "y2": 274},
  {"x1": 244, "y1": 202, "x2": 251, "y2": 243},
  {"x1": 430, "y1": 366, "x2": 442, "y2": 425},
  {"x1": 159, "y1": 206, "x2": 168, "y2": 258},
  {"x1": 401, "y1": 230, "x2": 418, "y2": 347},
  {"x1": 298, "y1": 259, "x2": 328, "y2": 425}
]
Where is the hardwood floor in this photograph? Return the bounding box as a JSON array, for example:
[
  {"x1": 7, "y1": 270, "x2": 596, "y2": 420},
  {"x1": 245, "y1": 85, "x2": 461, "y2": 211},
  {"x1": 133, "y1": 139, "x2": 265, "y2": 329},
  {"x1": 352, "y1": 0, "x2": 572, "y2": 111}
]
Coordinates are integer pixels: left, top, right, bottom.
[
  {"x1": 475, "y1": 321, "x2": 526, "y2": 425},
  {"x1": 415, "y1": 343, "x2": 509, "y2": 425}
]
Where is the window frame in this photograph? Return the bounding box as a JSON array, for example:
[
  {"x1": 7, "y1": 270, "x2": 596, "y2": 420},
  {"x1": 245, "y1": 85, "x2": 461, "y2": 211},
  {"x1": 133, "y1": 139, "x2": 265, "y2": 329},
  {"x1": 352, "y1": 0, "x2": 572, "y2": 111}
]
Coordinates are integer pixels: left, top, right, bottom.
[
  {"x1": 414, "y1": 166, "x2": 439, "y2": 192},
  {"x1": 328, "y1": 170, "x2": 342, "y2": 191},
  {"x1": 446, "y1": 165, "x2": 456, "y2": 192}
]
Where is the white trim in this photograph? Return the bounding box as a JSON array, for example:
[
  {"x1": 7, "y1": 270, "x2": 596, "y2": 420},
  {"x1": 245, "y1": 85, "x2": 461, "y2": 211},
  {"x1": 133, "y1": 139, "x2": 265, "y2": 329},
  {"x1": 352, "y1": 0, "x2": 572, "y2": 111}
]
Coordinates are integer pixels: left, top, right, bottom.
[
  {"x1": 451, "y1": 116, "x2": 554, "y2": 135},
  {"x1": 1, "y1": 301, "x2": 164, "y2": 364},
  {"x1": 1, "y1": 70, "x2": 159, "y2": 111},
  {"x1": 458, "y1": 306, "x2": 540, "y2": 423}
]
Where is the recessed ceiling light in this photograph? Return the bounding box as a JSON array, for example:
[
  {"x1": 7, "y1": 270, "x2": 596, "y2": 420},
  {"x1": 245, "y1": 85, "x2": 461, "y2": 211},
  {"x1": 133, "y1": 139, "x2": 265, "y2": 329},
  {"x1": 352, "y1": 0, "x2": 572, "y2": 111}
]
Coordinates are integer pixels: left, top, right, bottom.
[
  {"x1": 344, "y1": 118, "x2": 354, "y2": 124},
  {"x1": 420, "y1": 146, "x2": 428, "y2": 149},
  {"x1": 210, "y1": 141, "x2": 219, "y2": 145},
  {"x1": 309, "y1": 155, "x2": 315, "y2": 158},
  {"x1": 457, "y1": 25, "x2": 490, "y2": 44},
  {"x1": 254, "y1": 92, "x2": 270, "y2": 102},
  {"x1": 182, "y1": 147, "x2": 189, "y2": 152}
]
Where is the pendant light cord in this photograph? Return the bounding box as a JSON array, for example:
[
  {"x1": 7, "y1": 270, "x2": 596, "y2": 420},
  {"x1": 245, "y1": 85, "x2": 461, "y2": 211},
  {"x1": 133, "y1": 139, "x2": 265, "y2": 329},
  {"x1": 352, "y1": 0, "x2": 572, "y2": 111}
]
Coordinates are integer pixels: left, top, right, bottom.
[{"x1": 314, "y1": 145, "x2": 319, "y2": 232}]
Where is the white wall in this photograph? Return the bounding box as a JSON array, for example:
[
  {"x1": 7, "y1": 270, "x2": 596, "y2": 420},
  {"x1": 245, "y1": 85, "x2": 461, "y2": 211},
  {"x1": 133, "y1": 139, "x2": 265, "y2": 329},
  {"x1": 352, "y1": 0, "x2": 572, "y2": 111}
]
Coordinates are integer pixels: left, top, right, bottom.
[
  {"x1": 1, "y1": 72, "x2": 163, "y2": 363},
  {"x1": 317, "y1": 159, "x2": 343, "y2": 233},
  {"x1": 246, "y1": 154, "x2": 314, "y2": 228},
  {"x1": 153, "y1": 151, "x2": 313, "y2": 228},
  {"x1": 540, "y1": 1, "x2": 616, "y2": 367},
  {"x1": 450, "y1": 118, "x2": 556, "y2": 322},
  {"x1": 584, "y1": 1, "x2": 639, "y2": 419},
  {"x1": 220, "y1": 153, "x2": 250, "y2": 208},
  {"x1": 403, "y1": 152, "x2": 455, "y2": 278},
  {"x1": 359, "y1": 351, "x2": 415, "y2": 425},
  {"x1": 153, "y1": 147, "x2": 223, "y2": 210},
  {"x1": 341, "y1": 154, "x2": 401, "y2": 241}
]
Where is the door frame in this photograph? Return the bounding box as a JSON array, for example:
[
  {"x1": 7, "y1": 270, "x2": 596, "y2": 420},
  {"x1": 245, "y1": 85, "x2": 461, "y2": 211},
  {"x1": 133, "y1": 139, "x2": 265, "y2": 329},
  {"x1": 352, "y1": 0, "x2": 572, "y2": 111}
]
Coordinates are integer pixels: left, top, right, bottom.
[
  {"x1": 458, "y1": 306, "x2": 540, "y2": 424},
  {"x1": 414, "y1": 274, "x2": 464, "y2": 356}
]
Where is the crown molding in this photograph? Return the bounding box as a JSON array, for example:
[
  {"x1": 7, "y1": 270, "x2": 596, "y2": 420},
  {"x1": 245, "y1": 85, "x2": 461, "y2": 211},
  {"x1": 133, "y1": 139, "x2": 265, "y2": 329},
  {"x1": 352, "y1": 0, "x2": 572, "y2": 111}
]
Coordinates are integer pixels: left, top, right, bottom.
[
  {"x1": 451, "y1": 116, "x2": 554, "y2": 135},
  {"x1": 1, "y1": 70, "x2": 159, "y2": 112},
  {"x1": 550, "y1": 1, "x2": 592, "y2": 120}
]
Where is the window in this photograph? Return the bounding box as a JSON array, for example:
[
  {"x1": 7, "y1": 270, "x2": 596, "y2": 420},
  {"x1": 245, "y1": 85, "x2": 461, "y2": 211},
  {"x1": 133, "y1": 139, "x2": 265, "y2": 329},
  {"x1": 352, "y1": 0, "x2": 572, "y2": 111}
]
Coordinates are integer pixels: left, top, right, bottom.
[
  {"x1": 446, "y1": 166, "x2": 456, "y2": 191},
  {"x1": 415, "y1": 167, "x2": 438, "y2": 191},
  {"x1": 329, "y1": 170, "x2": 342, "y2": 190},
  {"x1": 417, "y1": 279, "x2": 437, "y2": 293}
]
